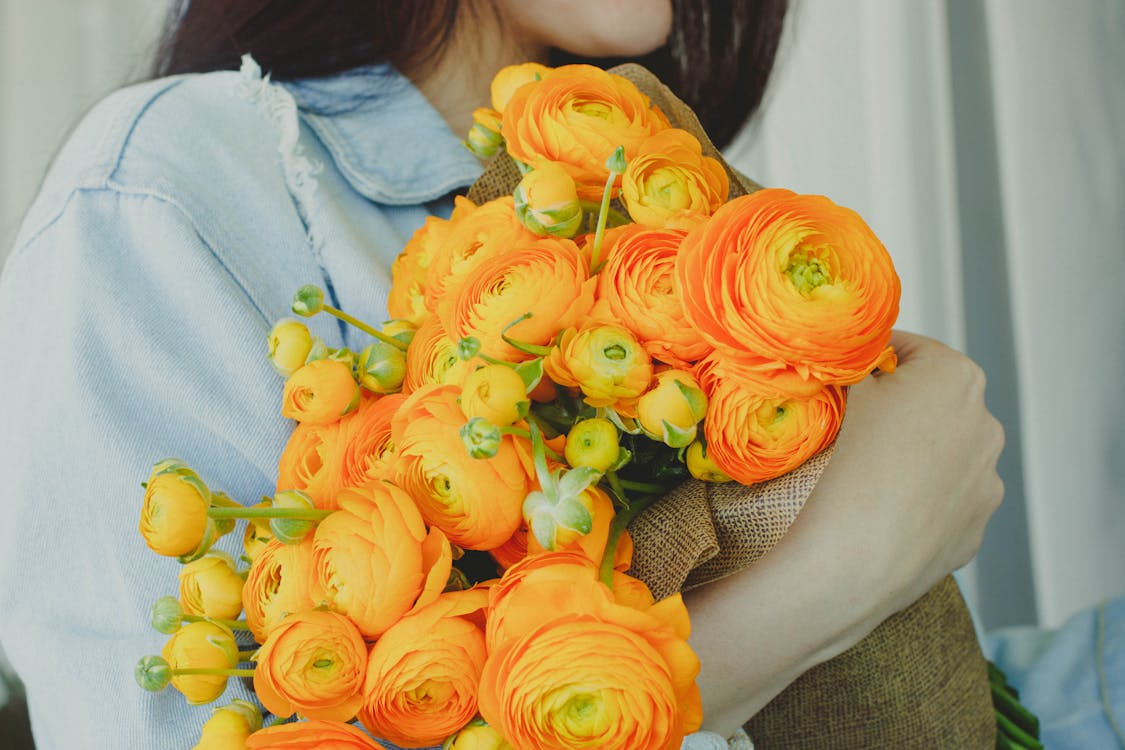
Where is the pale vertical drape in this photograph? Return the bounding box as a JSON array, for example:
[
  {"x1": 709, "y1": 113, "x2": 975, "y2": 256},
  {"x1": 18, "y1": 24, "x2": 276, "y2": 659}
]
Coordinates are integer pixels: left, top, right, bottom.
[{"x1": 725, "y1": 0, "x2": 1125, "y2": 628}]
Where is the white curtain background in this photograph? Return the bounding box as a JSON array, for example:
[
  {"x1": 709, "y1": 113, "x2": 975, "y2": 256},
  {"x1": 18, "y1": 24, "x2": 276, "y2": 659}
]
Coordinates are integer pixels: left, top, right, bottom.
[{"x1": 0, "y1": 0, "x2": 1121, "y2": 653}]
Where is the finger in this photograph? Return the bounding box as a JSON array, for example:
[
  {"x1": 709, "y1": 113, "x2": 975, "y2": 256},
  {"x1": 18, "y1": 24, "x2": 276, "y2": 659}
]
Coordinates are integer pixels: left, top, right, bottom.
[{"x1": 889, "y1": 329, "x2": 951, "y2": 364}]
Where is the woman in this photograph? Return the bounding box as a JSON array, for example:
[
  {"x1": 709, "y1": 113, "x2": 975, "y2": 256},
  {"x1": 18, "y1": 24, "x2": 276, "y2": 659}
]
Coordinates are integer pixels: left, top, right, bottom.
[{"x1": 0, "y1": 1, "x2": 1003, "y2": 747}]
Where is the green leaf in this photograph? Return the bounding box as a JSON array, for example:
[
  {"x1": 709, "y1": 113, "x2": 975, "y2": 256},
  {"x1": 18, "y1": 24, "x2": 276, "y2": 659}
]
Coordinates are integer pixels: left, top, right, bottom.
[
  {"x1": 557, "y1": 466, "x2": 602, "y2": 500},
  {"x1": 514, "y1": 358, "x2": 544, "y2": 392},
  {"x1": 555, "y1": 499, "x2": 593, "y2": 534},
  {"x1": 661, "y1": 420, "x2": 698, "y2": 449}
]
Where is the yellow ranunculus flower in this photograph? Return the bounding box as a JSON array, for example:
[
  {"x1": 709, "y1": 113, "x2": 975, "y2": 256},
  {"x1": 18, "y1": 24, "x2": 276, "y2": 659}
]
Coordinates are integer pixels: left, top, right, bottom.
[
  {"x1": 281, "y1": 359, "x2": 361, "y2": 425},
  {"x1": 242, "y1": 499, "x2": 273, "y2": 563},
  {"x1": 513, "y1": 160, "x2": 582, "y2": 238},
  {"x1": 622, "y1": 128, "x2": 728, "y2": 228},
  {"x1": 460, "y1": 364, "x2": 528, "y2": 427},
  {"x1": 564, "y1": 418, "x2": 620, "y2": 473},
  {"x1": 192, "y1": 700, "x2": 262, "y2": 750},
  {"x1": 544, "y1": 325, "x2": 653, "y2": 409},
  {"x1": 490, "y1": 62, "x2": 552, "y2": 112},
  {"x1": 636, "y1": 369, "x2": 708, "y2": 447},
  {"x1": 179, "y1": 552, "x2": 244, "y2": 621},
  {"x1": 445, "y1": 721, "x2": 514, "y2": 750},
  {"x1": 267, "y1": 318, "x2": 313, "y2": 377},
  {"x1": 138, "y1": 461, "x2": 216, "y2": 560},
  {"x1": 162, "y1": 620, "x2": 239, "y2": 705},
  {"x1": 684, "y1": 440, "x2": 732, "y2": 483}
]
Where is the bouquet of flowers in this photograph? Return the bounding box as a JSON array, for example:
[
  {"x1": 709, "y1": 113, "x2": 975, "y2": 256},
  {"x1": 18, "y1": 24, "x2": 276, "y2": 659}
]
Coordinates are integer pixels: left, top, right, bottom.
[{"x1": 132, "y1": 62, "x2": 1040, "y2": 750}]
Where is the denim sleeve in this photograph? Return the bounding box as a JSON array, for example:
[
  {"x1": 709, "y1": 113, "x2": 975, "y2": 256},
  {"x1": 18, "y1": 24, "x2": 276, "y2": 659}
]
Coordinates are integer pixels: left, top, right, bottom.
[{"x1": 0, "y1": 187, "x2": 292, "y2": 749}]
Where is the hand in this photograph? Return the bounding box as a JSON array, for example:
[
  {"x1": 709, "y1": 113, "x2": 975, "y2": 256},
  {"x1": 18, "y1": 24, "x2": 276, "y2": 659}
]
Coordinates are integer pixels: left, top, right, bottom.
[
  {"x1": 686, "y1": 330, "x2": 1004, "y2": 736},
  {"x1": 801, "y1": 329, "x2": 1005, "y2": 618}
]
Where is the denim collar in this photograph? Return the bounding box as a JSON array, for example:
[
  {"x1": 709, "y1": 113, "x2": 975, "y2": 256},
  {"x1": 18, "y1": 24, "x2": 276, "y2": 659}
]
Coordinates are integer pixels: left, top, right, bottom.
[{"x1": 281, "y1": 65, "x2": 483, "y2": 206}]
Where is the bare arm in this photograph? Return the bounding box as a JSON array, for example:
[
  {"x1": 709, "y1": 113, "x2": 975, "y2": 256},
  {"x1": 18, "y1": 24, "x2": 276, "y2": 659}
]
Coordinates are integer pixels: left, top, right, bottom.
[{"x1": 688, "y1": 331, "x2": 1005, "y2": 736}]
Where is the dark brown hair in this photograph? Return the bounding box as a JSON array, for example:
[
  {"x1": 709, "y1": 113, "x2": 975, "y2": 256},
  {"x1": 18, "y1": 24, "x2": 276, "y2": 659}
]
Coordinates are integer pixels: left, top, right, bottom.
[{"x1": 153, "y1": 0, "x2": 787, "y2": 149}]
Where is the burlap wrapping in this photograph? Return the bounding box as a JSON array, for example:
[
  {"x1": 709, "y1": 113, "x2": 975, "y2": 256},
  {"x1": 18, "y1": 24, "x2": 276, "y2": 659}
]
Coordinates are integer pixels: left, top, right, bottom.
[{"x1": 468, "y1": 63, "x2": 994, "y2": 748}]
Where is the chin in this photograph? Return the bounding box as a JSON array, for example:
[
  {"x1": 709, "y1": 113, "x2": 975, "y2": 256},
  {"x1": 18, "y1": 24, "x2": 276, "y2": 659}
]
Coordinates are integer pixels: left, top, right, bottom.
[{"x1": 504, "y1": 0, "x2": 675, "y2": 59}]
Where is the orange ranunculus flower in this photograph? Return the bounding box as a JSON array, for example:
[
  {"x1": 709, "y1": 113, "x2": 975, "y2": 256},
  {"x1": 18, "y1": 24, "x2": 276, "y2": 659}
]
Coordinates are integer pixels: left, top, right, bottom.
[
  {"x1": 312, "y1": 482, "x2": 451, "y2": 639},
  {"x1": 698, "y1": 356, "x2": 846, "y2": 485},
  {"x1": 359, "y1": 589, "x2": 490, "y2": 748},
  {"x1": 502, "y1": 64, "x2": 670, "y2": 201},
  {"x1": 442, "y1": 237, "x2": 595, "y2": 363},
  {"x1": 479, "y1": 555, "x2": 701, "y2": 750},
  {"x1": 138, "y1": 461, "x2": 216, "y2": 559},
  {"x1": 677, "y1": 189, "x2": 901, "y2": 394},
  {"x1": 277, "y1": 418, "x2": 345, "y2": 510},
  {"x1": 339, "y1": 392, "x2": 405, "y2": 487},
  {"x1": 392, "y1": 385, "x2": 532, "y2": 550},
  {"x1": 491, "y1": 62, "x2": 552, "y2": 112},
  {"x1": 179, "y1": 552, "x2": 244, "y2": 621},
  {"x1": 490, "y1": 524, "x2": 529, "y2": 571},
  {"x1": 245, "y1": 719, "x2": 381, "y2": 749},
  {"x1": 593, "y1": 225, "x2": 713, "y2": 367},
  {"x1": 162, "y1": 620, "x2": 239, "y2": 705},
  {"x1": 254, "y1": 610, "x2": 367, "y2": 723},
  {"x1": 446, "y1": 721, "x2": 514, "y2": 750},
  {"x1": 466, "y1": 107, "x2": 505, "y2": 160},
  {"x1": 424, "y1": 196, "x2": 538, "y2": 313},
  {"x1": 622, "y1": 128, "x2": 728, "y2": 228},
  {"x1": 543, "y1": 324, "x2": 653, "y2": 409},
  {"x1": 243, "y1": 538, "x2": 325, "y2": 642},
  {"x1": 281, "y1": 359, "x2": 361, "y2": 425},
  {"x1": 402, "y1": 314, "x2": 475, "y2": 394},
  {"x1": 459, "y1": 363, "x2": 529, "y2": 428},
  {"x1": 388, "y1": 214, "x2": 457, "y2": 326}
]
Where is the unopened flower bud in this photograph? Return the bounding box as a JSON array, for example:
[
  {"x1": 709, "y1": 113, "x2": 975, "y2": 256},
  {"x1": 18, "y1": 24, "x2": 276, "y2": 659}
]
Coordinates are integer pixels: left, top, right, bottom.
[
  {"x1": 281, "y1": 359, "x2": 361, "y2": 425},
  {"x1": 466, "y1": 107, "x2": 504, "y2": 159},
  {"x1": 138, "y1": 461, "x2": 218, "y2": 561},
  {"x1": 606, "y1": 145, "x2": 628, "y2": 174},
  {"x1": 243, "y1": 499, "x2": 274, "y2": 563},
  {"x1": 291, "y1": 284, "x2": 324, "y2": 317},
  {"x1": 162, "y1": 620, "x2": 239, "y2": 705},
  {"x1": 304, "y1": 336, "x2": 330, "y2": 363},
  {"x1": 564, "y1": 418, "x2": 620, "y2": 473},
  {"x1": 460, "y1": 417, "x2": 503, "y2": 459},
  {"x1": 383, "y1": 319, "x2": 418, "y2": 347},
  {"x1": 268, "y1": 490, "x2": 319, "y2": 544},
  {"x1": 514, "y1": 161, "x2": 582, "y2": 238},
  {"x1": 685, "y1": 440, "x2": 732, "y2": 483},
  {"x1": 135, "y1": 654, "x2": 172, "y2": 692},
  {"x1": 151, "y1": 596, "x2": 185, "y2": 635},
  {"x1": 267, "y1": 318, "x2": 313, "y2": 377},
  {"x1": 194, "y1": 699, "x2": 263, "y2": 749},
  {"x1": 444, "y1": 720, "x2": 514, "y2": 750},
  {"x1": 636, "y1": 370, "x2": 708, "y2": 448},
  {"x1": 357, "y1": 340, "x2": 407, "y2": 394},
  {"x1": 179, "y1": 551, "x2": 244, "y2": 621},
  {"x1": 460, "y1": 364, "x2": 528, "y2": 427}
]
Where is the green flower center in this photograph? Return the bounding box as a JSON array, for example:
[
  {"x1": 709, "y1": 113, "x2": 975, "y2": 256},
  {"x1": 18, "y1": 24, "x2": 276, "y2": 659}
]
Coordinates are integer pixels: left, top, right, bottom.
[{"x1": 785, "y1": 248, "x2": 832, "y2": 295}]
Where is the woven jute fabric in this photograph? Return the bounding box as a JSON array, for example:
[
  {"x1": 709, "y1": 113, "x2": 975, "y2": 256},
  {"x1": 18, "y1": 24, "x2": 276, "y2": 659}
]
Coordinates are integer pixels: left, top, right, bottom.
[{"x1": 467, "y1": 62, "x2": 993, "y2": 749}]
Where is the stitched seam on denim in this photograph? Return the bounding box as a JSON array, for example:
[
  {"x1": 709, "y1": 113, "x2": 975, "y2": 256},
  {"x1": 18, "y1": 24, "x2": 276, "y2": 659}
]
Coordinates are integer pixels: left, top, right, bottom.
[
  {"x1": 1097, "y1": 603, "x2": 1125, "y2": 748},
  {"x1": 103, "y1": 77, "x2": 190, "y2": 187},
  {"x1": 9, "y1": 185, "x2": 270, "y2": 327}
]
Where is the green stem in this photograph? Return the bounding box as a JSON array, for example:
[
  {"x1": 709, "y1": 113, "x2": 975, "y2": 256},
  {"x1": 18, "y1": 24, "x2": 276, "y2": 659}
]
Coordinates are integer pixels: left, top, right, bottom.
[
  {"x1": 182, "y1": 615, "x2": 252, "y2": 631},
  {"x1": 617, "y1": 478, "x2": 667, "y2": 495},
  {"x1": 171, "y1": 667, "x2": 256, "y2": 678},
  {"x1": 209, "y1": 492, "x2": 241, "y2": 509},
  {"x1": 598, "y1": 492, "x2": 661, "y2": 587},
  {"x1": 207, "y1": 507, "x2": 333, "y2": 521},
  {"x1": 589, "y1": 170, "x2": 620, "y2": 271},
  {"x1": 605, "y1": 471, "x2": 628, "y2": 505},
  {"x1": 322, "y1": 305, "x2": 408, "y2": 352},
  {"x1": 268, "y1": 716, "x2": 291, "y2": 727},
  {"x1": 499, "y1": 427, "x2": 564, "y2": 462},
  {"x1": 237, "y1": 650, "x2": 258, "y2": 662}
]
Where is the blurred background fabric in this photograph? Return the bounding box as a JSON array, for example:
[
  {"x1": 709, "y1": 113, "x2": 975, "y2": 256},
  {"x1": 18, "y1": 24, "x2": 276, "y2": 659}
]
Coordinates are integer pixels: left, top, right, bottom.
[{"x1": 0, "y1": 0, "x2": 1122, "y2": 737}]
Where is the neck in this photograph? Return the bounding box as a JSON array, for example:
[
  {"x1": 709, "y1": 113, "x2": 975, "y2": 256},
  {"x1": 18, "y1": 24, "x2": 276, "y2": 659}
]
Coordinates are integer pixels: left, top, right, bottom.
[{"x1": 407, "y1": 13, "x2": 548, "y2": 140}]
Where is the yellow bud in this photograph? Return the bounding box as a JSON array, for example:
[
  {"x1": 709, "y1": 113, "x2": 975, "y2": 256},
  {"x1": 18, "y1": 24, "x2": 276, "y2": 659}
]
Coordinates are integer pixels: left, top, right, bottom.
[
  {"x1": 548, "y1": 325, "x2": 653, "y2": 408},
  {"x1": 444, "y1": 722, "x2": 515, "y2": 750},
  {"x1": 179, "y1": 553, "x2": 244, "y2": 621},
  {"x1": 467, "y1": 107, "x2": 505, "y2": 159},
  {"x1": 281, "y1": 359, "x2": 361, "y2": 425},
  {"x1": 242, "y1": 500, "x2": 274, "y2": 563},
  {"x1": 162, "y1": 621, "x2": 238, "y2": 705},
  {"x1": 564, "y1": 418, "x2": 620, "y2": 473},
  {"x1": 267, "y1": 318, "x2": 313, "y2": 377},
  {"x1": 685, "y1": 440, "x2": 732, "y2": 483},
  {"x1": 514, "y1": 161, "x2": 582, "y2": 238},
  {"x1": 460, "y1": 364, "x2": 528, "y2": 427},
  {"x1": 139, "y1": 464, "x2": 215, "y2": 559},
  {"x1": 193, "y1": 700, "x2": 262, "y2": 750},
  {"x1": 636, "y1": 370, "x2": 708, "y2": 440},
  {"x1": 490, "y1": 62, "x2": 551, "y2": 112}
]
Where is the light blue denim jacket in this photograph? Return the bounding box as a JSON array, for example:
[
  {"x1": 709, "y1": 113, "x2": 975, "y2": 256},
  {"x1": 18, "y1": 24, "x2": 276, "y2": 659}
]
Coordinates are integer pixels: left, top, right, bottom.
[{"x1": 1, "y1": 57, "x2": 1121, "y2": 750}]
